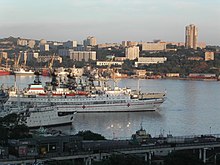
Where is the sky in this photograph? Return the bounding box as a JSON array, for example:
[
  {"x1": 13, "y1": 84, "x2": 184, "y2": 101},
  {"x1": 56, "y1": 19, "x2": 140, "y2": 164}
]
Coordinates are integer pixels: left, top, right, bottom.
[{"x1": 0, "y1": 0, "x2": 219, "y2": 45}]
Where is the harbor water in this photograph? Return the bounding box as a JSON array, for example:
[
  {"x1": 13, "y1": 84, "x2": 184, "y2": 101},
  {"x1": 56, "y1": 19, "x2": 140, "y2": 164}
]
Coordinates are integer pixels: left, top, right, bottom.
[{"x1": 1, "y1": 75, "x2": 220, "y2": 139}]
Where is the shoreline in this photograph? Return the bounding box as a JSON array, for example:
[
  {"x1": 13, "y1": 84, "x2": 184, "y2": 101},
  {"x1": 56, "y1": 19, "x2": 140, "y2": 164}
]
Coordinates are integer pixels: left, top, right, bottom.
[
  {"x1": 127, "y1": 76, "x2": 219, "y2": 81},
  {"x1": 0, "y1": 74, "x2": 219, "y2": 82}
]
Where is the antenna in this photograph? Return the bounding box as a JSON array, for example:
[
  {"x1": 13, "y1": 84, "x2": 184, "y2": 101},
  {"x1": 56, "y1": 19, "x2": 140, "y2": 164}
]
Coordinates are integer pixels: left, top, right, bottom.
[
  {"x1": 140, "y1": 122, "x2": 143, "y2": 130},
  {"x1": 137, "y1": 79, "x2": 140, "y2": 93},
  {"x1": 17, "y1": 86, "x2": 21, "y2": 113},
  {"x1": 14, "y1": 74, "x2": 17, "y2": 90}
]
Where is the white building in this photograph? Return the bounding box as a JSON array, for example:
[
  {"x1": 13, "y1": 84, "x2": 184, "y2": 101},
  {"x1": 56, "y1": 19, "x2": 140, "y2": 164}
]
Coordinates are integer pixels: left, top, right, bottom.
[
  {"x1": 28, "y1": 40, "x2": 35, "y2": 48},
  {"x1": 17, "y1": 39, "x2": 28, "y2": 46},
  {"x1": 70, "y1": 51, "x2": 96, "y2": 62},
  {"x1": 135, "y1": 57, "x2": 167, "y2": 67},
  {"x1": 40, "y1": 44, "x2": 49, "y2": 51},
  {"x1": 84, "y1": 36, "x2": 97, "y2": 46},
  {"x1": 96, "y1": 61, "x2": 123, "y2": 66},
  {"x1": 40, "y1": 39, "x2": 47, "y2": 45},
  {"x1": 125, "y1": 46, "x2": 139, "y2": 60},
  {"x1": 49, "y1": 42, "x2": 63, "y2": 50}
]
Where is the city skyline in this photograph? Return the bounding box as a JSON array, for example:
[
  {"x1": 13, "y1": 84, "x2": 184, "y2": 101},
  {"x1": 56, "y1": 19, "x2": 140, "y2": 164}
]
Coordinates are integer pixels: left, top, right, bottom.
[{"x1": 0, "y1": 0, "x2": 220, "y2": 45}]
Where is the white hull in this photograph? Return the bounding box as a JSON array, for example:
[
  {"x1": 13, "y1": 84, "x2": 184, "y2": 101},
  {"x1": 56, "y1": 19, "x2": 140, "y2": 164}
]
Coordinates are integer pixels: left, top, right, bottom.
[
  {"x1": 21, "y1": 107, "x2": 75, "y2": 128},
  {"x1": 5, "y1": 94, "x2": 165, "y2": 113},
  {"x1": 14, "y1": 72, "x2": 34, "y2": 75},
  {"x1": 14, "y1": 69, "x2": 34, "y2": 75},
  {"x1": 57, "y1": 100, "x2": 163, "y2": 113},
  {"x1": 27, "y1": 114, "x2": 74, "y2": 128}
]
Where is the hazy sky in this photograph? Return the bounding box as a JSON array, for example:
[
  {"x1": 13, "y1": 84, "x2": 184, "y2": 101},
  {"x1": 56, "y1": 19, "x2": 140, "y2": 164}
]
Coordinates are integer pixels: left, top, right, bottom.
[{"x1": 0, "y1": 0, "x2": 219, "y2": 45}]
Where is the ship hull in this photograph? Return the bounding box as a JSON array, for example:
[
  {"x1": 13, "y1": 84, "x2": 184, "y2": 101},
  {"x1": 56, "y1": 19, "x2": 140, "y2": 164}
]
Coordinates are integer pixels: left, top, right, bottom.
[
  {"x1": 0, "y1": 70, "x2": 11, "y2": 76},
  {"x1": 4, "y1": 95, "x2": 165, "y2": 113},
  {"x1": 27, "y1": 117, "x2": 74, "y2": 128},
  {"x1": 25, "y1": 109, "x2": 75, "y2": 128},
  {"x1": 14, "y1": 72, "x2": 34, "y2": 75},
  {"x1": 56, "y1": 100, "x2": 163, "y2": 113},
  {"x1": 42, "y1": 69, "x2": 50, "y2": 76},
  {"x1": 13, "y1": 69, "x2": 35, "y2": 75}
]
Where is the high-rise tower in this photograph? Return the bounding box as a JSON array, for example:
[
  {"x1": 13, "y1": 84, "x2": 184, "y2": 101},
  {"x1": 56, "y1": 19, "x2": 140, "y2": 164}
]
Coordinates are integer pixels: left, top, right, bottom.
[{"x1": 185, "y1": 24, "x2": 198, "y2": 49}]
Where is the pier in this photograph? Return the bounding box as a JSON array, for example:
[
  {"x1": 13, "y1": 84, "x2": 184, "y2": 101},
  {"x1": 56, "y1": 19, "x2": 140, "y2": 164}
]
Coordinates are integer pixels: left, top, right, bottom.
[{"x1": 2, "y1": 134, "x2": 220, "y2": 164}]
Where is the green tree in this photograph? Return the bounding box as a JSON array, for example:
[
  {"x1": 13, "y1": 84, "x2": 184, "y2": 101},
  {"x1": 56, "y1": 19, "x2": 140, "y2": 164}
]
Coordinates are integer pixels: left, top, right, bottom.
[
  {"x1": 75, "y1": 130, "x2": 106, "y2": 140},
  {"x1": 0, "y1": 125, "x2": 8, "y2": 144},
  {"x1": 9, "y1": 124, "x2": 31, "y2": 139},
  {"x1": 1, "y1": 113, "x2": 19, "y2": 127}
]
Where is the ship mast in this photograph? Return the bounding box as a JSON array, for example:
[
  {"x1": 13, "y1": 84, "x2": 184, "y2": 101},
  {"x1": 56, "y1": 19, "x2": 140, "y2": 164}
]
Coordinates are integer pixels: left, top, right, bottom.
[{"x1": 137, "y1": 79, "x2": 140, "y2": 94}]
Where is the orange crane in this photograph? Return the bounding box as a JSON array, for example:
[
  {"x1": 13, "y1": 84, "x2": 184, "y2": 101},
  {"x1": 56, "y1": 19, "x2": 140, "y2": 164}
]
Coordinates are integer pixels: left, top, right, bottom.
[{"x1": 42, "y1": 54, "x2": 55, "y2": 76}]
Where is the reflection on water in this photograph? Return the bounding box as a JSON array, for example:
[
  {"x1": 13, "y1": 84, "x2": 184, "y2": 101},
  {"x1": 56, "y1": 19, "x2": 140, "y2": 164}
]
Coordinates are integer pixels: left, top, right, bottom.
[
  {"x1": 1, "y1": 76, "x2": 220, "y2": 138},
  {"x1": 71, "y1": 111, "x2": 163, "y2": 139}
]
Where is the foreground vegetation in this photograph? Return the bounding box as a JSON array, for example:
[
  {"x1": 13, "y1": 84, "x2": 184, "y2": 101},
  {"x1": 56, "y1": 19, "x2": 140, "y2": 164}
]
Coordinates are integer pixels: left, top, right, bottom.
[{"x1": 0, "y1": 113, "x2": 31, "y2": 144}]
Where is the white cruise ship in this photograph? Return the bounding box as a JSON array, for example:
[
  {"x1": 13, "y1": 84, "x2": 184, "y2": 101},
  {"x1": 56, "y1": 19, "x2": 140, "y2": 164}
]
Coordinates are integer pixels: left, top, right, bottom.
[
  {"x1": 3, "y1": 75, "x2": 166, "y2": 113},
  {"x1": 4, "y1": 87, "x2": 166, "y2": 113},
  {"x1": 20, "y1": 106, "x2": 76, "y2": 128}
]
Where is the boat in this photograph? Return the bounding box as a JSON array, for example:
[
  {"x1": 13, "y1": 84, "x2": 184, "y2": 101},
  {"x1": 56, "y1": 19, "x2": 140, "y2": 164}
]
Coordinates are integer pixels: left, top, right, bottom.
[
  {"x1": 131, "y1": 125, "x2": 152, "y2": 144},
  {"x1": 188, "y1": 73, "x2": 217, "y2": 80},
  {"x1": 19, "y1": 106, "x2": 76, "y2": 128},
  {"x1": 13, "y1": 68, "x2": 35, "y2": 75},
  {"x1": 42, "y1": 68, "x2": 50, "y2": 76},
  {"x1": 3, "y1": 75, "x2": 166, "y2": 113},
  {"x1": 0, "y1": 67, "x2": 11, "y2": 76},
  {"x1": 4, "y1": 87, "x2": 166, "y2": 113}
]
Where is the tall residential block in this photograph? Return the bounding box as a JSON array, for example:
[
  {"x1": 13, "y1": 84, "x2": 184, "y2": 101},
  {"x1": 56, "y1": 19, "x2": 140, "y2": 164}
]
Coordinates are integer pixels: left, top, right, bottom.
[
  {"x1": 40, "y1": 39, "x2": 47, "y2": 45},
  {"x1": 40, "y1": 44, "x2": 49, "y2": 52},
  {"x1": 122, "y1": 41, "x2": 127, "y2": 47},
  {"x1": 69, "y1": 51, "x2": 96, "y2": 61},
  {"x1": 125, "y1": 46, "x2": 139, "y2": 60},
  {"x1": 185, "y1": 24, "x2": 198, "y2": 49},
  {"x1": 84, "y1": 36, "x2": 97, "y2": 46},
  {"x1": 17, "y1": 39, "x2": 28, "y2": 46},
  {"x1": 28, "y1": 40, "x2": 35, "y2": 48},
  {"x1": 64, "y1": 40, "x2": 77, "y2": 48}
]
